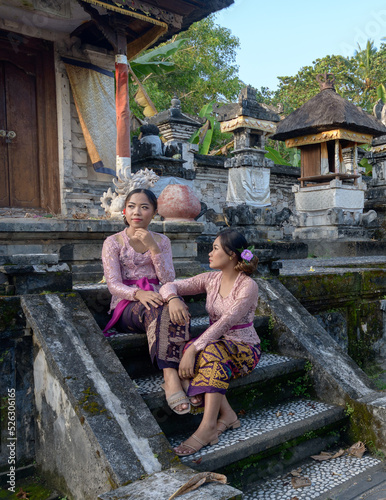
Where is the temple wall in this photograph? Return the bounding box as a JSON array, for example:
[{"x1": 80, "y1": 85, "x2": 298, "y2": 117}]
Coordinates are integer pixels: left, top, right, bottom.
[
  {"x1": 191, "y1": 156, "x2": 300, "y2": 235},
  {"x1": 270, "y1": 165, "x2": 299, "y2": 213}
]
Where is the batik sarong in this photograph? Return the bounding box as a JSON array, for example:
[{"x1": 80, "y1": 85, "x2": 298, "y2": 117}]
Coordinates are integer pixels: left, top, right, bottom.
[
  {"x1": 184, "y1": 338, "x2": 261, "y2": 397},
  {"x1": 117, "y1": 301, "x2": 190, "y2": 369}
]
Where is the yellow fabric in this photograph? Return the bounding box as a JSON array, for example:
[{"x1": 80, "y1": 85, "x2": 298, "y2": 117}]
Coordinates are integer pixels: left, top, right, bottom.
[{"x1": 65, "y1": 63, "x2": 116, "y2": 174}]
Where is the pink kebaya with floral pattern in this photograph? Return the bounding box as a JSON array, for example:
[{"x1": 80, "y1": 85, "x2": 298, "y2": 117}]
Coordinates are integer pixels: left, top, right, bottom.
[
  {"x1": 160, "y1": 271, "x2": 260, "y2": 351},
  {"x1": 102, "y1": 229, "x2": 175, "y2": 312}
]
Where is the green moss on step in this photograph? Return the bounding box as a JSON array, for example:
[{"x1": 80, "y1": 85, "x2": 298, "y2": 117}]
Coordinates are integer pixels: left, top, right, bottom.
[{"x1": 0, "y1": 474, "x2": 57, "y2": 500}]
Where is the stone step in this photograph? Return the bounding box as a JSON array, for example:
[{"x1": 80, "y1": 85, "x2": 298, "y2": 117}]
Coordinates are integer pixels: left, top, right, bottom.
[
  {"x1": 107, "y1": 315, "x2": 269, "y2": 379},
  {"x1": 134, "y1": 352, "x2": 308, "y2": 436},
  {"x1": 243, "y1": 452, "x2": 382, "y2": 499},
  {"x1": 167, "y1": 398, "x2": 346, "y2": 473},
  {"x1": 134, "y1": 353, "x2": 306, "y2": 412}
]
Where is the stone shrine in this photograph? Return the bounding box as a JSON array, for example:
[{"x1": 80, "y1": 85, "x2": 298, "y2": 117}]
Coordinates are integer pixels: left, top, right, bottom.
[
  {"x1": 272, "y1": 73, "x2": 386, "y2": 240},
  {"x1": 217, "y1": 86, "x2": 280, "y2": 207},
  {"x1": 366, "y1": 99, "x2": 386, "y2": 236},
  {"x1": 148, "y1": 95, "x2": 202, "y2": 176},
  {"x1": 217, "y1": 87, "x2": 292, "y2": 240}
]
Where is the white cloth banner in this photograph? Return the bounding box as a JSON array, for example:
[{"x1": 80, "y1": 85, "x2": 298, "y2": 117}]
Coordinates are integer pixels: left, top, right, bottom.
[{"x1": 226, "y1": 167, "x2": 271, "y2": 207}]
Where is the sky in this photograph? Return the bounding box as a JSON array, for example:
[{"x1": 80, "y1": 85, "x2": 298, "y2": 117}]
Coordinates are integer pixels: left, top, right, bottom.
[{"x1": 214, "y1": 0, "x2": 386, "y2": 90}]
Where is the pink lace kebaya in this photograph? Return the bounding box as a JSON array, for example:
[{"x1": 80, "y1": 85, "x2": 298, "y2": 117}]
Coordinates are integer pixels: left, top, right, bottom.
[
  {"x1": 102, "y1": 229, "x2": 175, "y2": 313},
  {"x1": 160, "y1": 271, "x2": 260, "y2": 351}
]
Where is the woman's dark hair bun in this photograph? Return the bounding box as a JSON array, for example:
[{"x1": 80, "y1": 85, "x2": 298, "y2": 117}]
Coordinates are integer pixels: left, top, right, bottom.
[{"x1": 216, "y1": 228, "x2": 258, "y2": 275}]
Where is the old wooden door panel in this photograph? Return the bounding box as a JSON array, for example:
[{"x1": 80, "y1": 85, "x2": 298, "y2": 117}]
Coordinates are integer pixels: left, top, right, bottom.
[
  {"x1": 0, "y1": 61, "x2": 9, "y2": 206},
  {"x1": 5, "y1": 60, "x2": 40, "y2": 208},
  {"x1": 0, "y1": 32, "x2": 60, "y2": 212},
  {"x1": 301, "y1": 143, "x2": 321, "y2": 177}
]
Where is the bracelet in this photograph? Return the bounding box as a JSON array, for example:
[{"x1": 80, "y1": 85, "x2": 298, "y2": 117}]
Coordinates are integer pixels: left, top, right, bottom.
[{"x1": 167, "y1": 296, "x2": 180, "y2": 303}]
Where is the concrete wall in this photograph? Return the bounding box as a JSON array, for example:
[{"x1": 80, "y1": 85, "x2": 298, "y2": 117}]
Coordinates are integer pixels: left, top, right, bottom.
[
  {"x1": 0, "y1": 298, "x2": 35, "y2": 470},
  {"x1": 278, "y1": 270, "x2": 386, "y2": 366},
  {"x1": 21, "y1": 292, "x2": 175, "y2": 499}
]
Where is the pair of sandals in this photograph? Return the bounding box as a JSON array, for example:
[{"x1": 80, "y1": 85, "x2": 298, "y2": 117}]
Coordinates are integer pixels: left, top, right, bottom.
[
  {"x1": 161, "y1": 384, "x2": 202, "y2": 415},
  {"x1": 174, "y1": 418, "x2": 241, "y2": 457}
]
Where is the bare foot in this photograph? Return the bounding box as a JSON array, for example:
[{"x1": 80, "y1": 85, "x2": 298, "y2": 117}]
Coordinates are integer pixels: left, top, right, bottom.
[{"x1": 180, "y1": 378, "x2": 203, "y2": 406}]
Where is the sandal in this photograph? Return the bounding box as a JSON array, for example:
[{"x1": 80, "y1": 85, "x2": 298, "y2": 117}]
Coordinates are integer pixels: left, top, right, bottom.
[
  {"x1": 216, "y1": 418, "x2": 241, "y2": 436},
  {"x1": 174, "y1": 433, "x2": 219, "y2": 457},
  {"x1": 161, "y1": 384, "x2": 191, "y2": 415}
]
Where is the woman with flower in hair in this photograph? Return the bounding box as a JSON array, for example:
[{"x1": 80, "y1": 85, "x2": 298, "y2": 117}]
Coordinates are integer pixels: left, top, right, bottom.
[
  {"x1": 102, "y1": 188, "x2": 191, "y2": 415},
  {"x1": 159, "y1": 228, "x2": 261, "y2": 456}
]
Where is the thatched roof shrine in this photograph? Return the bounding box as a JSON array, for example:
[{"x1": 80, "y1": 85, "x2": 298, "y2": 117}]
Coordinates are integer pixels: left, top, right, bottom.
[{"x1": 272, "y1": 75, "x2": 386, "y2": 142}]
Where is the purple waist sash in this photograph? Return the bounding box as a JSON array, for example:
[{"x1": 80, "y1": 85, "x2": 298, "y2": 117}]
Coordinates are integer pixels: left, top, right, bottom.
[
  {"x1": 230, "y1": 321, "x2": 253, "y2": 330},
  {"x1": 210, "y1": 319, "x2": 253, "y2": 330},
  {"x1": 103, "y1": 277, "x2": 159, "y2": 336}
]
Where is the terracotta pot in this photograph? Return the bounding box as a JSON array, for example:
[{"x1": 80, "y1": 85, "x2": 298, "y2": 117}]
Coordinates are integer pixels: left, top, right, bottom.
[{"x1": 157, "y1": 184, "x2": 201, "y2": 221}]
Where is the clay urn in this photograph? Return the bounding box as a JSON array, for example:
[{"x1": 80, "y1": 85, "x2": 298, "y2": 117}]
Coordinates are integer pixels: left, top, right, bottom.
[{"x1": 157, "y1": 184, "x2": 201, "y2": 221}]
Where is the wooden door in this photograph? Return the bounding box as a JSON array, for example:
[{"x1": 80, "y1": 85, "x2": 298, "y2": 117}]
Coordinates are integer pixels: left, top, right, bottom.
[
  {"x1": 0, "y1": 31, "x2": 60, "y2": 212},
  {"x1": 301, "y1": 143, "x2": 321, "y2": 177},
  {"x1": 0, "y1": 60, "x2": 40, "y2": 207}
]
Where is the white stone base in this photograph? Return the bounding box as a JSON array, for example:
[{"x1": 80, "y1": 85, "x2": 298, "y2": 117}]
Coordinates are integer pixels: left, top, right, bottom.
[
  {"x1": 293, "y1": 226, "x2": 368, "y2": 240},
  {"x1": 292, "y1": 182, "x2": 376, "y2": 239},
  {"x1": 294, "y1": 183, "x2": 365, "y2": 214}
]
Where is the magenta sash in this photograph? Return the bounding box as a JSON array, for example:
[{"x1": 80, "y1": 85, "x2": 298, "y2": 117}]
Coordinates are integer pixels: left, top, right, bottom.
[{"x1": 103, "y1": 277, "x2": 159, "y2": 336}]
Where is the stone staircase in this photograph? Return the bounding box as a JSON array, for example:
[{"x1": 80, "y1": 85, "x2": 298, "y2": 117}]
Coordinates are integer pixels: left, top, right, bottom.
[{"x1": 77, "y1": 287, "x2": 380, "y2": 499}]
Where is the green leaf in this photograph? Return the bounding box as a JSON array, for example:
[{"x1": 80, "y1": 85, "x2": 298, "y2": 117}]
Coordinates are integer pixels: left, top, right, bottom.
[
  {"x1": 359, "y1": 156, "x2": 372, "y2": 175},
  {"x1": 199, "y1": 116, "x2": 214, "y2": 155},
  {"x1": 377, "y1": 83, "x2": 386, "y2": 102},
  {"x1": 130, "y1": 39, "x2": 188, "y2": 78},
  {"x1": 133, "y1": 39, "x2": 187, "y2": 64},
  {"x1": 198, "y1": 101, "x2": 214, "y2": 119},
  {"x1": 289, "y1": 148, "x2": 301, "y2": 167},
  {"x1": 265, "y1": 146, "x2": 291, "y2": 166}
]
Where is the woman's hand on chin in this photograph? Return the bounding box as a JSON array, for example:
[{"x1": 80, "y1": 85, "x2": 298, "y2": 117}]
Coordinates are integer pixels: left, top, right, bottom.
[
  {"x1": 133, "y1": 228, "x2": 160, "y2": 253},
  {"x1": 168, "y1": 298, "x2": 190, "y2": 326}
]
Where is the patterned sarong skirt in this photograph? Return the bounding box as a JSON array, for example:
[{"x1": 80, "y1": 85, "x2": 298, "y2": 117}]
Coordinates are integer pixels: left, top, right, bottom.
[
  {"x1": 117, "y1": 301, "x2": 190, "y2": 370},
  {"x1": 184, "y1": 338, "x2": 261, "y2": 397}
]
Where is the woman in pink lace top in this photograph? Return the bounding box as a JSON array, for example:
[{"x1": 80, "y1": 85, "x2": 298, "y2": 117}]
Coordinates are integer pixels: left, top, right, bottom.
[
  {"x1": 102, "y1": 188, "x2": 191, "y2": 414},
  {"x1": 160, "y1": 228, "x2": 261, "y2": 456}
]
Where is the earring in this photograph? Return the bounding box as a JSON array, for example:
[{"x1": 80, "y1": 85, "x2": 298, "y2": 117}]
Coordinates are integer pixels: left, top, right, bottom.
[{"x1": 229, "y1": 256, "x2": 233, "y2": 261}]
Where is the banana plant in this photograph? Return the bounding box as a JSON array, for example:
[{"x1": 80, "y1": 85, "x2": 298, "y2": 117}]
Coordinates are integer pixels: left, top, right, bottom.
[
  {"x1": 189, "y1": 102, "x2": 219, "y2": 155},
  {"x1": 265, "y1": 145, "x2": 300, "y2": 167},
  {"x1": 130, "y1": 38, "x2": 187, "y2": 78},
  {"x1": 128, "y1": 38, "x2": 187, "y2": 117},
  {"x1": 377, "y1": 83, "x2": 386, "y2": 102}
]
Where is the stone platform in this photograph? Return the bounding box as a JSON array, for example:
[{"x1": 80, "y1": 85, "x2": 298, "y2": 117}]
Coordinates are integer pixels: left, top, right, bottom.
[
  {"x1": 0, "y1": 217, "x2": 204, "y2": 281},
  {"x1": 279, "y1": 255, "x2": 386, "y2": 275}
]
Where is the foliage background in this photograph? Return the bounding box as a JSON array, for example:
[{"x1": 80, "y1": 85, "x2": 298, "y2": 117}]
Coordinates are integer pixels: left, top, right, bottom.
[{"x1": 130, "y1": 17, "x2": 386, "y2": 162}]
